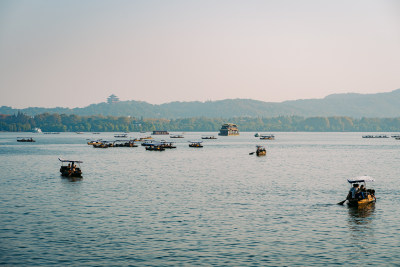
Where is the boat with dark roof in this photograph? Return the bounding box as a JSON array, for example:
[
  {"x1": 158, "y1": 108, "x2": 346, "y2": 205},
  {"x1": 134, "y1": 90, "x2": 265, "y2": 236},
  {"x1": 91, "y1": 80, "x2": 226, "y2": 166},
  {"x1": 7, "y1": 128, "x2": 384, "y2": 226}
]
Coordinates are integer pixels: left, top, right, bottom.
[
  {"x1": 256, "y1": 145, "x2": 266, "y2": 156},
  {"x1": 114, "y1": 133, "x2": 128, "y2": 138},
  {"x1": 152, "y1": 131, "x2": 169, "y2": 135},
  {"x1": 145, "y1": 144, "x2": 165, "y2": 151},
  {"x1": 112, "y1": 140, "x2": 138, "y2": 147},
  {"x1": 201, "y1": 135, "x2": 217, "y2": 139},
  {"x1": 59, "y1": 158, "x2": 83, "y2": 178},
  {"x1": 170, "y1": 134, "x2": 184, "y2": 138},
  {"x1": 17, "y1": 137, "x2": 35, "y2": 142},
  {"x1": 189, "y1": 141, "x2": 203, "y2": 148},
  {"x1": 160, "y1": 141, "x2": 176, "y2": 149},
  {"x1": 362, "y1": 135, "x2": 388, "y2": 138}
]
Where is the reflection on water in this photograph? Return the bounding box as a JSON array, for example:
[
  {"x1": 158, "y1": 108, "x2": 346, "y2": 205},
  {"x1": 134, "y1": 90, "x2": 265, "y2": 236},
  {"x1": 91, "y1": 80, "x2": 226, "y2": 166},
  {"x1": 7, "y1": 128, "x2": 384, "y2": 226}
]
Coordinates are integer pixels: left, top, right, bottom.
[
  {"x1": 347, "y1": 204, "x2": 375, "y2": 253},
  {"x1": 1, "y1": 132, "x2": 400, "y2": 266},
  {"x1": 348, "y1": 204, "x2": 375, "y2": 221},
  {"x1": 61, "y1": 176, "x2": 83, "y2": 183}
]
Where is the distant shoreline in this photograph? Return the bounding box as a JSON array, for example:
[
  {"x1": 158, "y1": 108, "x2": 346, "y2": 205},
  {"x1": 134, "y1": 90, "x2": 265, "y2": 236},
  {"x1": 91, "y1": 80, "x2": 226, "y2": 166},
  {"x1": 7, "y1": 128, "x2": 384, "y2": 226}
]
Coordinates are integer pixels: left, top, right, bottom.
[{"x1": 1, "y1": 113, "x2": 400, "y2": 133}]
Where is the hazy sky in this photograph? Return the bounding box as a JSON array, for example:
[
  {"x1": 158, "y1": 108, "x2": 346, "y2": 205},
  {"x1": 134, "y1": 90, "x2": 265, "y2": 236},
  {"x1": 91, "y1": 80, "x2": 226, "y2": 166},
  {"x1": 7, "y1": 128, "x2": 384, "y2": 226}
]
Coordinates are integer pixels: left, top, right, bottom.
[{"x1": 1, "y1": 0, "x2": 399, "y2": 108}]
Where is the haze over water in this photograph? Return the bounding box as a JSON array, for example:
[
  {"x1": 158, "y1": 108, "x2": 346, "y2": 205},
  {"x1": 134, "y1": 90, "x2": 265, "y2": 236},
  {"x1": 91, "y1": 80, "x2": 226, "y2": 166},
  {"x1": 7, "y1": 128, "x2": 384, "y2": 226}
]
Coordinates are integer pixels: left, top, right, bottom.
[
  {"x1": 1, "y1": 132, "x2": 400, "y2": 265},
  {"x1": 1, "y1": 1, "x2": 400, "y2": 108}
]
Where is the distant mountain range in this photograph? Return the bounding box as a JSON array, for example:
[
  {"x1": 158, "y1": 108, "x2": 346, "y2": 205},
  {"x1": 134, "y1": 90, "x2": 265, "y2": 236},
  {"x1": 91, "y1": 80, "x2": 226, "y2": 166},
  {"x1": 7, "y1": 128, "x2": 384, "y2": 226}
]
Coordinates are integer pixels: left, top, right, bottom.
[{"x1": 2, "y1": 89, "x2": 400, "y2": 118}]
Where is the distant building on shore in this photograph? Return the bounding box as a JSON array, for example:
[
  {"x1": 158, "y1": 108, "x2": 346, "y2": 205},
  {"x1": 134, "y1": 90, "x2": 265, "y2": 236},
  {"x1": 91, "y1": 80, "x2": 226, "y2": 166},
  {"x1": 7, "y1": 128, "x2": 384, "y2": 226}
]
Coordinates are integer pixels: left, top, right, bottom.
[
  {"x1": 152, "y1": 130, "x2": 170, "y2": 135},
  {"x1": 218, "y1": 123, "x2": 239, "y2": 136},
  {"x1": 107, "y1": 94, "x2": 120, "y2": 104}
]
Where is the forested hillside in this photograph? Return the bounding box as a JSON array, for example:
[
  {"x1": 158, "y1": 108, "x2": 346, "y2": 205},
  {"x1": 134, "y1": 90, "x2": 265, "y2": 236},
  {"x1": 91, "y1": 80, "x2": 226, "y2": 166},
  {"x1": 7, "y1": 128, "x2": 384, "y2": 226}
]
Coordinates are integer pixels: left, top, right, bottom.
[{"x1": 1, "y1": 89, "x2": 400, "y2": 118}]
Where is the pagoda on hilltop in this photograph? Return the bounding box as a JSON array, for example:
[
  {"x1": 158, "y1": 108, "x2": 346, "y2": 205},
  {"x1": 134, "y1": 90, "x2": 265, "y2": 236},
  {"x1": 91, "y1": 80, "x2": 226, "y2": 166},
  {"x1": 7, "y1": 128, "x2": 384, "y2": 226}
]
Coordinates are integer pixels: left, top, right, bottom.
[{"x1": 107, "y1": 94, "x2": 120, "y2": 104}]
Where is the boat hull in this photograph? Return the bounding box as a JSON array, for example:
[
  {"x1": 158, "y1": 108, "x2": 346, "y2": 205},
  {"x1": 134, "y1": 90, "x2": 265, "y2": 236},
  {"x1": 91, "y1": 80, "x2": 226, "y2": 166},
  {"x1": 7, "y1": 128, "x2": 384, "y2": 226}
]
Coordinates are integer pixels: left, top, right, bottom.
[
  {"x1": 93, "y1": 144, "x2": 109, "y2": 148},
  {"x1": 60, "y1": 166, "x2": 82, "y2": 178},
  {"x1": 347, "y1": 195, "x2": 375, "y2": 207},
  {"x1": 61, "y1": 172, "x2": 82, "y2": 178},
  {"x1": 256, "y1": 151, "x2": 266, "y2": 156},
  {"x1": 189, "y1": 144, "x2": 203, "y2": 148},
  {"x1": 146, "y1": 146, "x2": 165, "y2": 151}
]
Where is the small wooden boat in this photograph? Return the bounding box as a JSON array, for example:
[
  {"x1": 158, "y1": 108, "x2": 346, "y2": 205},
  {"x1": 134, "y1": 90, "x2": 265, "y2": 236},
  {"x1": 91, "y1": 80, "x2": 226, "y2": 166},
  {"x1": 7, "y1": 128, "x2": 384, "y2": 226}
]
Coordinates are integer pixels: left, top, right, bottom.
[
  {"x1": 59, "y1": 158, "x2": 83, "y2": 178},
  {"x1": 137, "y1": 136, "x2": 153, "y2": 141},
  {"x1": 260, "y1": 134, "x2": 275, "y2": 140},
  {"x1": 362, "y1": 135, "x2": 388, "y2": 138},
  {"x1": 114, "y1": 133, "x2": 128, "y2": 138},
  {"x1": 145, "y1": 145, "x2": 165, "y2": 151},
  {"x1": 141, "y1": 140, "x2": 156, "y2": 146},
  {"x1": 124, "y1": 140, "x2": 138, "y2": 147},
  {"x1": 92, "y1": 141, "x2": 111, "y2": 148},
  {"x1": 256, "y1": 145, "x2": 266, "y2": 156},
  {"x1": 189, "y1": 141, "x2": 203, "y2": 148},
  {"x1": 201, "y1": 135, "x2": 217, "y2": 139},
  {"x1": 17, "y1": 137, "x2": 35, "y2": 142},
  {"x1": 112, "y1": 140, "x2": 138, "y2": 147},
  {"x1": 160, "y1": 141, "x2": 176, "y2": 149},
  {"x1": 341, "y1": 176, "x2": 376, "y2": 207},
  {"x1": 152, "y1": 131, "x2": 169, "y2": 135},
  {"x1": 87, "y1": 139, "x2": 102, "y2": 145},
  {"x1": 170, "y1": 134, "x2": 184, "y2": 138}
]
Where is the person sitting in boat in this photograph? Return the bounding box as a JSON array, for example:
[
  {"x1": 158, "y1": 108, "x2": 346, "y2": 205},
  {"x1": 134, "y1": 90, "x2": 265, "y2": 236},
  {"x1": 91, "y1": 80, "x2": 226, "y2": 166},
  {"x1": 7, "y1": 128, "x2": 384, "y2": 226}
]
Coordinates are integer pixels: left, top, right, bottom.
[
  {"x1": 356, "y1": 185, "x2": 366, "y2": 199},
  {"x1": 368, "y1": 189, "x2": 376, "y2": 201},
  {"x1": 367, "y1": 189, "x2": 375, "y2": 196},
  {"x1": 347, "y1": 184, "x2": 359, "y2": 200},
  {"x1": 361, "y1": 185, "x2": 367, "y2": 198}
]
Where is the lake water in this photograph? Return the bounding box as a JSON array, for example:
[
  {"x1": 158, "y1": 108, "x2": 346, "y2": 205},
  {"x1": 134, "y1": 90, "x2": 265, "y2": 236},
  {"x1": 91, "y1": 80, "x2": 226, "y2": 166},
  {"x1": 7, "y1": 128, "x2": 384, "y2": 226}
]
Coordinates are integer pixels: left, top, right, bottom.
[{"x1": 1, "y1": 132, "x2": 399, "y2": 266}]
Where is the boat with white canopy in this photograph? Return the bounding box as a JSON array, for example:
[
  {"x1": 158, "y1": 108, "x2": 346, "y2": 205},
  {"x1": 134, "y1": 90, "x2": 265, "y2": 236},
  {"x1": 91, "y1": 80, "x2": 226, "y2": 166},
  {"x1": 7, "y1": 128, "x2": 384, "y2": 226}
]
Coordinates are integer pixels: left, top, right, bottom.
[{"x1": 339, "y1": 176, "x2": 376, "y2": 207}]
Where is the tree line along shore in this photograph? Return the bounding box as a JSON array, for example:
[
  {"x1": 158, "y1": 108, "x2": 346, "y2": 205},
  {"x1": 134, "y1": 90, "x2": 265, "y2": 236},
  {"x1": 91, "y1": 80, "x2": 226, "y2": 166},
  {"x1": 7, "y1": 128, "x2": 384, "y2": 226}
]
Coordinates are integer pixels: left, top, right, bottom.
[{"x1": 1, "y1": 112, "x2": 400, "y2": 132}]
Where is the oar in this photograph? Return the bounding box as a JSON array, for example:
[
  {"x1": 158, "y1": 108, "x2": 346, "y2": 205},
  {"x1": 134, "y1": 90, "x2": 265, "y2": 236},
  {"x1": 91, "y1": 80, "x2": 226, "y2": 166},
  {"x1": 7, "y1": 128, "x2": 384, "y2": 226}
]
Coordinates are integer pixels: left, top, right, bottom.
[
  {"x1": 249, "y1": 152, "x2": 255, "y2": 155},
  {"x1": 337, "y1": 199, "x2": 347, "y2": 205}
]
